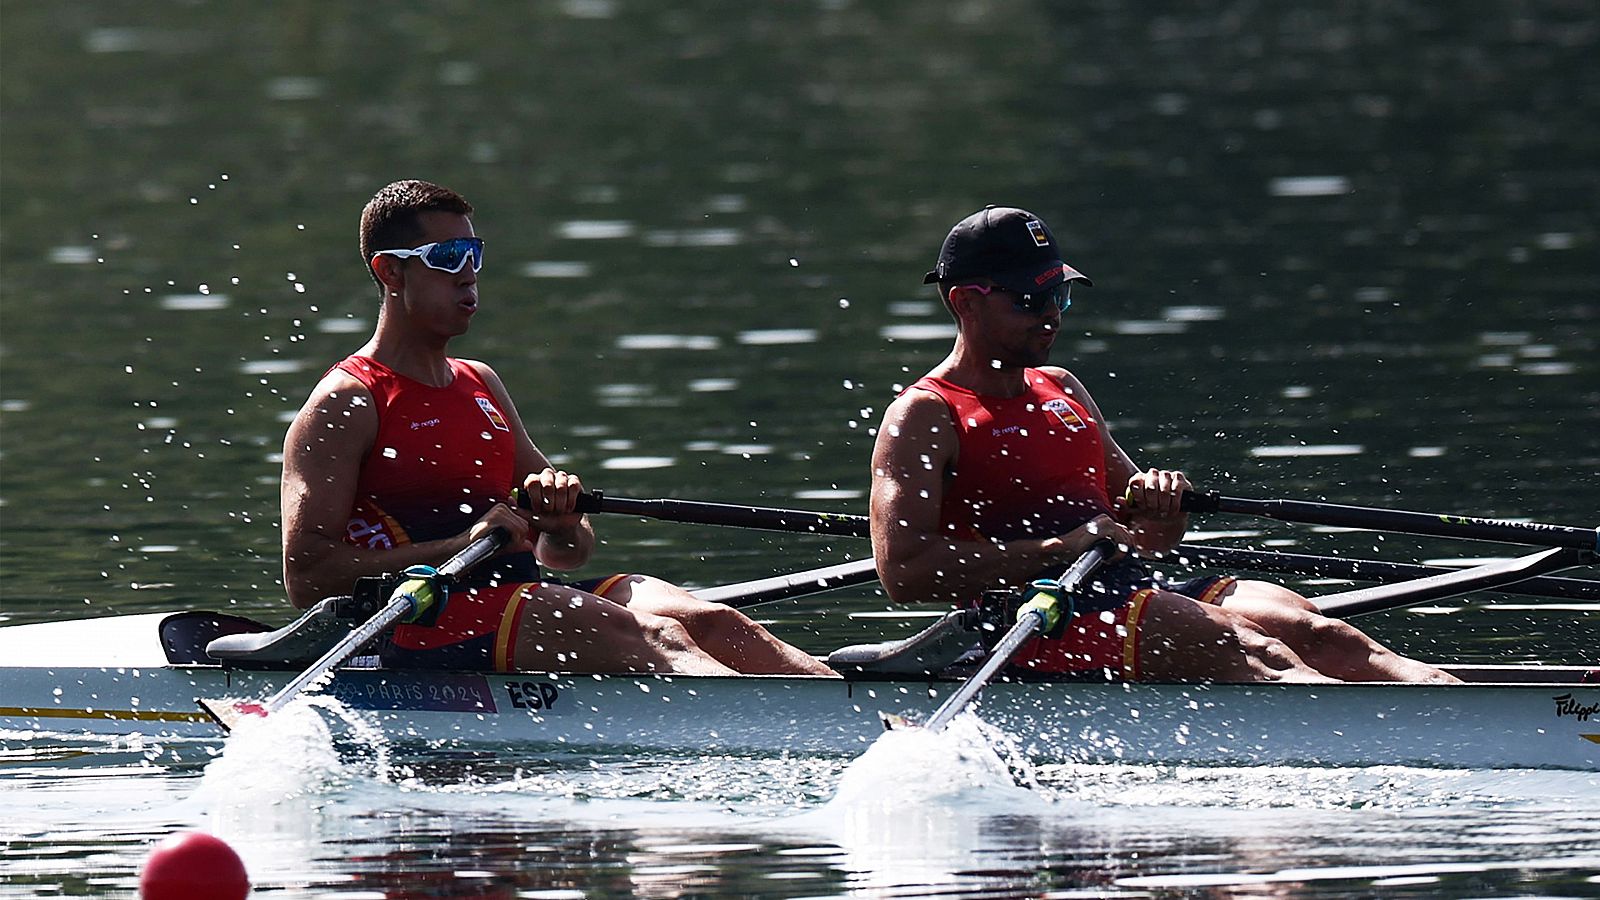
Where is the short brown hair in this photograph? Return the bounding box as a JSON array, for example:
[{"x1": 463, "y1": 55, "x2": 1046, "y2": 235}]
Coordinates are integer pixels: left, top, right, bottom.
[{"x1": 358, "y1": 180, "x2": 473, "y2": 286}]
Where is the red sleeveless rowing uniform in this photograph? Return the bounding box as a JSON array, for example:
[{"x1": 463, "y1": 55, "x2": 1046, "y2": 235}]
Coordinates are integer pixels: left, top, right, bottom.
[
  {"x1": 910, "y1": 369, "x2": 1112, "y2": 543},
  {"x1": 334, "y1": 355, "x2": 627, "y2": 671},
  {"x1": 909, "y1": 369, "x2": 1231, "y2": 679},
  {"x1": 338, "y1": 355, "x2": 525, "y2": 554}
]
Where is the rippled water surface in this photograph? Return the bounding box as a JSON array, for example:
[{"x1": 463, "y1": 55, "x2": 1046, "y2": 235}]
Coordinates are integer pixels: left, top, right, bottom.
[{"x1": 3, "y1": 1, "x2": 1598, "y2": 896}]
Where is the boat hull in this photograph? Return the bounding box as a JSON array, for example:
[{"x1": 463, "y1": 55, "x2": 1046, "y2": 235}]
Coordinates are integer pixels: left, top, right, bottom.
[{"x1": 5, "y1": 662, "x2": 1598, "y2": 770}]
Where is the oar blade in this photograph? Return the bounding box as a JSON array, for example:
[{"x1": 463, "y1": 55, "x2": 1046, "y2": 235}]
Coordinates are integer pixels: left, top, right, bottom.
[
  {"x1": 196, "y1": 697, "x2": 268, "y2": 734},
  {"x1": 878, "y1": 711, "x2": 920, "y2": 731}
]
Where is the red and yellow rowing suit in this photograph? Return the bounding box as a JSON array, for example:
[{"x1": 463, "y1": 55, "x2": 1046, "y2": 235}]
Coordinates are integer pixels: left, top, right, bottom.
[
  {"x1": 335, "y1": 354, "x2": 625, "y2": 671},
  {"x1": 908, "y1": 369, "x2": 1232, "y2": 680}
]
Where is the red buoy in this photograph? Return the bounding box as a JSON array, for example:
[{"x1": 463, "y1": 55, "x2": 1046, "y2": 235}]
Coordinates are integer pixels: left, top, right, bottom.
[{"x1": 140, "y1": 831, "x2": 250, "y2": 900}]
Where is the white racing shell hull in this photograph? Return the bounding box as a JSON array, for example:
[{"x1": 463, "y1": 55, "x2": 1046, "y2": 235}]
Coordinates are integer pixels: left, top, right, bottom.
[{"x1": 3, "y1": 614, "x2": 1597, "y2": 769}]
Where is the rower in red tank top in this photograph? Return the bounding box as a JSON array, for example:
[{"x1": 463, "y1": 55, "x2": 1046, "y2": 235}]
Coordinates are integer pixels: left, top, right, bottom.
[
  {"x1": 908, "y1": 370, "x2": 1233, "y2": 679},
  {"x1": 870, "y1": 204, "x2": 1458, "y2": 685},
  {"x1": 336, "y1": 354, "x2": 530, "y2": 560},
  {"x1": 333, "y1": 354, "x2": 553, "y2": 669},
  {"x1": 279, "y1": 179, "x2": 836, "y2": 677}
]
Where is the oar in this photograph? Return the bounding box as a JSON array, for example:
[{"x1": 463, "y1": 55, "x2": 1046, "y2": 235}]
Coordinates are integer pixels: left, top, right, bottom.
[
  {"x1": 582, "y1": 488, "x2": 1599, "y2": 551},
  {"x1": 1314, "y1": 545, "x2": 1590, "y2": 617},
  {"x1": 578, "y1": 490, "x2": 1597, "y2": 600},
  {"x1": 915, "y1": 541, "x2": 1114, "y2": 734},
  {"x1": 198, "y1": 528, "x2": 509, "y2": 732},
  {"x1": 1183, "y1": 490, "x2": 1599, "y2": 551},
  {"x1": 692, "y1": 557, "x2": 880, "y2": 607},
  {"x1": 575, "y1": 490, "x2": 870, "y2": 538},
  {"x1": 1175, "y1": 544, "x2": 1600, "y2": 601}
]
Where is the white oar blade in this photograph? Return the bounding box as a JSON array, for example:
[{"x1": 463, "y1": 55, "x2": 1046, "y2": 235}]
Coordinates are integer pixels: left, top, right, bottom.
[{"x1": 196, "y1": 697, "x2": 269, "y2": 734}]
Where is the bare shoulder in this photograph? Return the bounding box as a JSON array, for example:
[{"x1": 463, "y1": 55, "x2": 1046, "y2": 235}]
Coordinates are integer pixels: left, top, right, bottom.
[
  {"x1": 457, "y1": 357, "x2": 503, "y2": 387},
  {"x1": 299, "y1": 366, "x2": 372, "y2": 414},
  {"x1": 879, "y1": 385, "x2": 955, "y2": 442},
  {"x1": 1036, "y1": 365, "x2": 1091, "y2": 397},
  {"x1": 874, "y1": 385, "x2": 959, "y2": 472},
  {"x1": 285, "y1": 367, "x2": 376, "y2": 450}
]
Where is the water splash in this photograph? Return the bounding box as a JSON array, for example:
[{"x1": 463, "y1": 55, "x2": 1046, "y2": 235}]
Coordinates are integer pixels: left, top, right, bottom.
[
  {"x1": 781, "y1": 713, "x2": 1055, "y2": 892},
  {"x1": 195, "y1": 695, "x2": 392, "y2": 810},
  {"x1": 821, "y1": 713, "x2": 1046, "y2": 813}
]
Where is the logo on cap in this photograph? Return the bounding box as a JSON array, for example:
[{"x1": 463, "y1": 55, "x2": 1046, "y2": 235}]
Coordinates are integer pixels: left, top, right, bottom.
[{"x1": 1026, "y1": 220, "x2": 1050, "y2": 247}]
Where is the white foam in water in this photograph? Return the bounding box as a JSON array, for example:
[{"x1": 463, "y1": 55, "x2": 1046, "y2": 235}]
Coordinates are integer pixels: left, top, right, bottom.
[
  {"x1": 815, "y1": 713, "x2": 1046, "y2": 816},
  {"x1": 786, "y1": 714, "x2": 1052, "y2": 892},
  {"x1": 196, "y1": 699, "x2": 349, "y2": 807}
]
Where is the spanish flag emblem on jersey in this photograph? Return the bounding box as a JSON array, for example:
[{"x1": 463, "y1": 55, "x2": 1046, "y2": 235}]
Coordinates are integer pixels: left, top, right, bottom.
[
  {"x1": 1042, "y1": 397, "x2": 1087, "y2": 432},
  {"x1": 477, "y1": 396, "x2": 511, "y2": 432}
]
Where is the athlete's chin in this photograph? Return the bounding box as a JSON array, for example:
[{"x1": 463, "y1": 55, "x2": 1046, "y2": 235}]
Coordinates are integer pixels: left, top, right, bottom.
[{"x1": 1021, "y1": 345, "x2": 1054, "y2": 367}]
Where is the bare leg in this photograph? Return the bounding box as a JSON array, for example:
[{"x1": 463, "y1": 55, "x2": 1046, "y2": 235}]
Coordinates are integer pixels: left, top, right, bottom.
[
  {"x1": 510, "y1": 583, "x2": 738, "y2": 675},
  {"x1": 1216, "y1": 580, "x2": 1461, "y2": 683},
  {"x1": 1137, "y1": 589, "x2": 1338, "y2": 683},
  {"x1": 602, "y1": 576, "x2": 838, "y2": 676}
]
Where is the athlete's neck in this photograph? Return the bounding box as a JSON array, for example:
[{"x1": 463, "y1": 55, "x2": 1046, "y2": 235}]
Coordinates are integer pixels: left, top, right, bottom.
[
  {"x1": 357, "y1": 323, "x2": 454, "y2": 387},
  {"x1": 930, "y1": 343, "x2": 1032, "y2": 398}
]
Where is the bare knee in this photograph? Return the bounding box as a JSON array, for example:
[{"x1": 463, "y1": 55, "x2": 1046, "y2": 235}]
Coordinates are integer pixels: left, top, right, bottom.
[
  {"x1": 1138, "y1": 591, "x2": 1333, "y2": 683},
  {"x1": 681, "y1": 604, "x2": 756, "y2": 642},
  {"x1": 1299, "y1": 613, "x2": 1380, "y2": 656},
  {"x1": 1238, "y1": 627, "x2": 1305, "y2": 670},
  {"x1": 635, "y1": 611, "x2": 700, "y2": 651}
]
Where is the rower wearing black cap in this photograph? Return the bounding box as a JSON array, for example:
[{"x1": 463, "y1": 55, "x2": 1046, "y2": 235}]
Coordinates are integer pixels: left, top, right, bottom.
[{"x1": 869, "y1": 205, "x2": 1458, "y2": 684}]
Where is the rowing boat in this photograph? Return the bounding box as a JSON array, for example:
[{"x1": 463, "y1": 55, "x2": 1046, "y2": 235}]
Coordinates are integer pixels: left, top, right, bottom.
[
  {"x1": 3, "y1": 609, "x2": 1596, "y2": 770},
  {"x1": 6, "y1": 493, "x2": 1595, "y2": 768}
]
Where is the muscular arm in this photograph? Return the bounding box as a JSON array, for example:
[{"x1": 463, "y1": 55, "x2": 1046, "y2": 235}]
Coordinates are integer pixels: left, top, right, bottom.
[
  {"x1": 1050, "y1": 367, "x2": 1189, "y2": 554},
  {"x1": 280, "y1": 372, "x2": 519, "y2": 608},
  {"x1": 467, "y1": 361, "x2": 595, "y2": 571},
  {"x1": 869, "y1": 388, "x2": 1127, "y2": 606}
]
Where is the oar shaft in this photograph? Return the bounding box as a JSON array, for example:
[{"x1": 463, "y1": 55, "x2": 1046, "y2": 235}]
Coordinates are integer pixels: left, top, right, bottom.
[
  {"x1": 576, "y1": 491, "x2": 870, "y2": 538},
  {"x1": 1314, "y1": 546, "x2": 1587, "y2": 617},
  {"x1": 263, "y1": 595, "x2": 411, "y2": 712},
  {"x1": 1175, "y1": 544, "x2": 1600, "y2": 601},
  {"x1": 262, "y1": 528, "x2": 508, "y2": 714},
  {"x1": 692, "y1": 557, "x2": 880, "y2": 607},
  {"x1": 923, "y1": 541, "x2": 1113, "y2": 733},
  {"x1": 1185, "y1": 491, "x2": 1598, "y2": 551}
]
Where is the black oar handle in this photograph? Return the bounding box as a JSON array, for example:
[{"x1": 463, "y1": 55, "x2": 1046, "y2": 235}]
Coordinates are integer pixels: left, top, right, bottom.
[
  {"x1": 1182, "y1": 490, "x2": 1599, "y2": 551},
  {"x1": 574, "y1": 490, "x2": 871, "y2": 538}
]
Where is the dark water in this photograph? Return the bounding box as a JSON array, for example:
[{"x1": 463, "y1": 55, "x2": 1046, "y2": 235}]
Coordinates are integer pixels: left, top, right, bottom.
[{"x1": 3, "y1": 2, "x2": 1599, "y2": 896}]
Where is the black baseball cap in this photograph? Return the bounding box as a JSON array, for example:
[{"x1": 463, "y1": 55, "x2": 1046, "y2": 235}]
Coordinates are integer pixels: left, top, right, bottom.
[{"x1": 923, "y1": 205, "x2": 1092, "y2": 295}]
